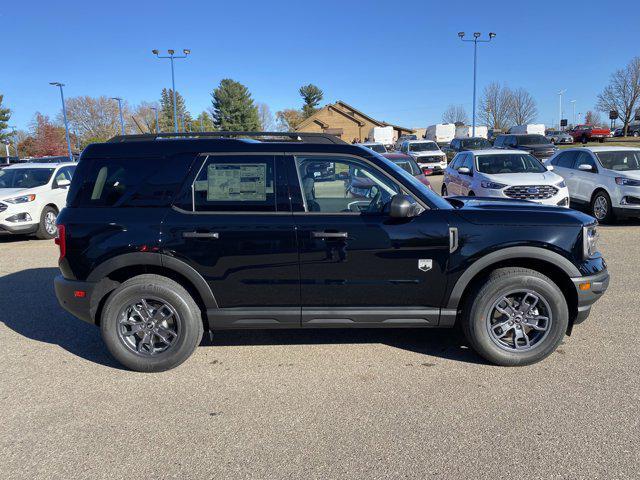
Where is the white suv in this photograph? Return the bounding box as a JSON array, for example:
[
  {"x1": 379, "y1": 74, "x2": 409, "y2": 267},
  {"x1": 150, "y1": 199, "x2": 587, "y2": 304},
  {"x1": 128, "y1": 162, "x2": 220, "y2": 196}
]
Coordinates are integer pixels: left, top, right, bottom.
[
  {"x1": 443, "y1": 149, "x2": 569, "y2": 206},
  {"x1": 398, "y1": 140, "x2": 447, "y2": 174},
  {"x1": 545, "y1": 146, "x2": 640, "y2": 222},
  {"x1": 0, "y1": 162, "x2": 76, "y2": 238}
]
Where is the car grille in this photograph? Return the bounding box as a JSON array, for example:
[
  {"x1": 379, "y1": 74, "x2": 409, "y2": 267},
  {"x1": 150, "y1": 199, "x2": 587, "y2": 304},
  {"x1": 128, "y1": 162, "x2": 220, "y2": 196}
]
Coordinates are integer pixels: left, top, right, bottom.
[
  {"x1": 0, "y1": 203, "x2": 7, "y2": 213},
  {"x1": 504, "y1": 185, "x2": 558, "y2": 200},
  {"x1": 417, "y1": 155, "x2": 442, "y2": 163},
  {"x1": 532, "y1": 150, "x2": 555, "y2": 159}
]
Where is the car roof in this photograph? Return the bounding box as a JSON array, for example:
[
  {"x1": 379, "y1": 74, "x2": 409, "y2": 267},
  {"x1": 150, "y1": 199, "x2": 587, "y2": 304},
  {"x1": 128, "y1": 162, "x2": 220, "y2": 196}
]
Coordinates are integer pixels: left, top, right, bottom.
[
  {"x1": 561, "y1": 146, "x2": 640, "y2": 153},
  {"x1": 470, "y1": 149, "x2": 525, "y2": 156},
  {"x1": 3, "y1": 162, "x2": 76, "y2": 170},
  {"x1": 357, "y1": 142, "x2": 383, "y2": 146},
  {"x1": 404, "y1": 140, "x2": 436, "y2": 144}
]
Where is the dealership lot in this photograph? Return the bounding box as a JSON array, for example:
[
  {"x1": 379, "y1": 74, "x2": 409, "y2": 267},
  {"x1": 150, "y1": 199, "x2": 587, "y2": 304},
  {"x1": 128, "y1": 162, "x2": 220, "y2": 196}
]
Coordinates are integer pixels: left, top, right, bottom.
[{"x1": 0, "y1": 217, "x2": 639, "y2": 479}]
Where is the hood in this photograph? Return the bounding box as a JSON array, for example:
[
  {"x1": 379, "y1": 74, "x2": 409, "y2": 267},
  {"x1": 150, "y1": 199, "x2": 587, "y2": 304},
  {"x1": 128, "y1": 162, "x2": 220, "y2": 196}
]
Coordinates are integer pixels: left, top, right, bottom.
[
  {"x1": 481, "y1": 171, "x2": 563, "y2": 186},
  {"x1": 413, "y1": 151, "x2": 444, "y2": 158},
  {"x1": 0, "y1": 187, "x2": 35, "y2": 200},
  {"x1": 614, "y1": 170, "x2": 640, "y2": 180},
  {"x1": 449, "y1": 196, "x2": 593, "y2": 226}
]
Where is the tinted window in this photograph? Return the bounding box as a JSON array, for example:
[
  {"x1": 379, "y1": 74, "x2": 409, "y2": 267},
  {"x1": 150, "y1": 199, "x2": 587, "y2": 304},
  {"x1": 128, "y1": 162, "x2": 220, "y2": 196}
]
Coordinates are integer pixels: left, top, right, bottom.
[
  {"x1": 476, "y1": 154, "x2": 546, "y2": 174},
  {"x1": 554, "y1": 151, "x2": 578, "y2": 168},
  {"x1": 515, "y1": 135, "x2": 549, "y2": 145},
  {"x1": 449, "y1": 154, "x2": 462, "y2": 170},
  {"x1": 193, "y1": 156, "x2": 276, "y2": 212},
  {"x1": 494, "y1": 136, "x2": 505, "y2": 147},
  {"x1": 450, "y1": 139, "x2": 460, "y2": 149},
  {"x1": 462, "y1": 154, "x2": 474, "y2": 170},
  {"x1": 461, "y1": 138, "x2": 491, "y2": 149},
  {"x1": 408, "y1": 142, "x2": 439, "y2": 152},
  {"x1": 595, "y1": 150, "x2": 640, "y2": 171},
  {"x1": 574, "y1": 152, "x2": 597, "y2": 171},
  {"x1": 69, "y1": 156, "x2": 189, "y2": 207},
  {"x1": 0, "y1": 168, "x2": 54, "y2": 189}
]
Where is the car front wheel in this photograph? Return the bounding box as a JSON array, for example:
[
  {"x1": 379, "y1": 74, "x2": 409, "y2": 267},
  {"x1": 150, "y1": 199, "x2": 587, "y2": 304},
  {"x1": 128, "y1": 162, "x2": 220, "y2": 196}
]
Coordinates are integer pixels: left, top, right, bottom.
[
  {"x1": 591, "y1": 191, "x2": 615, "y2": 223},
  {"x1": 100, "y1": 274, "x2": 203, "y2": 372},
  {"x1": 461, "y1": 267, "x2": 568, "y2": 366},
  {"x1": 35, "y1": 206, "x2": 58, "y2": 239}
]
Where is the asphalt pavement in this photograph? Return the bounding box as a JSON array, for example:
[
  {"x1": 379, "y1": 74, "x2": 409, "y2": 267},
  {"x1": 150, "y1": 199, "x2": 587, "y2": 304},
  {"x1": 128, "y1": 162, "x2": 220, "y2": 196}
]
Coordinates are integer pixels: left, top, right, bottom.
[{"x1": 0, "y1": 202, "x2": 639, "y2": 479}]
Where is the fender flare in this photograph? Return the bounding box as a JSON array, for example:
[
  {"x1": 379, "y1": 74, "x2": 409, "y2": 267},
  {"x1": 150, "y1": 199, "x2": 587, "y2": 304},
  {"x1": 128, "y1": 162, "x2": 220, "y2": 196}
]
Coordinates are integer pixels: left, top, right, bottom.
[
  {"x1": 87, "y1": 252, "x2": 218, "y2": 309},
  {"x1": 446, "y1": 246, "x2": 580, "y2": 310}
]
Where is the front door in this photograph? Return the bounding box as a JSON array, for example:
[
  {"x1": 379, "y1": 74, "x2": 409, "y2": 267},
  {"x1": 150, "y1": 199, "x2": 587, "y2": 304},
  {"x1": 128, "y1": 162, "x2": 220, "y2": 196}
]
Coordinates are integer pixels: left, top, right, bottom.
[
  {"x1": 288, "y1": 154, "x2": 450, "y2": 327},
  {"x1": 163, "y1": 153, "x2": 300, "y2": 328}
]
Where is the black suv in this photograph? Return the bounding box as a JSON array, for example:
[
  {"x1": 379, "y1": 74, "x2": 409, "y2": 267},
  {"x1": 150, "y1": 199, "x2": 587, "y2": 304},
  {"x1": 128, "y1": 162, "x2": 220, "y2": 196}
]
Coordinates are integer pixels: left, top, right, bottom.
[
  {"x1": 494, "y1": 134, "x2": 557, "y2": 160},
  {"x1": 54, "y1": 132, "x2": 609, "y2": 372}
]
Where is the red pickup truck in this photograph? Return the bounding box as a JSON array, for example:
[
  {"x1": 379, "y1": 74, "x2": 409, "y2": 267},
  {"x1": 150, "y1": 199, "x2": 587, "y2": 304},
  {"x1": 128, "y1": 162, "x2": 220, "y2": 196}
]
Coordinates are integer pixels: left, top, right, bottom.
[{"x1": 569, "y1": 125, "x2": 611, "y2": 143}]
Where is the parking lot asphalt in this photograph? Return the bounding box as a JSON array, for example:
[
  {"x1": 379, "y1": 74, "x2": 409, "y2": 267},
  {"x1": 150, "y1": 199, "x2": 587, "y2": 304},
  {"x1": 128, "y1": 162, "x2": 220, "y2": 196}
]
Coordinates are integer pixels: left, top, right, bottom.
[{"x1": 1, "y1": 202, "x2": 639, "y2": 479}]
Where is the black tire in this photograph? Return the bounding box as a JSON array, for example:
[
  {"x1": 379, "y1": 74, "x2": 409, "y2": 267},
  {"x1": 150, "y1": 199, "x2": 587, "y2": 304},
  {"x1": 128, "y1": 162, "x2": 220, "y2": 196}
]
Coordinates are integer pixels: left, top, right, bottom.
[
  {"x1": 468, "y1": 191, "x2": 475, "y2": 196},
  {"x1": 441, "y1": 185, "x2": 448, "y2": 197},
  {"x1": 35, "y1": 206, "x2": 58, "y2": 239},
  {"x1": 461, "y1": 267, "x2": 568, "y2": 366},
  {"x1": 100, "y1": 274, "x2": 203, "y2": 372},
  {"x1": 591, "y1": 190, "x2": 615, "y2": 223}
]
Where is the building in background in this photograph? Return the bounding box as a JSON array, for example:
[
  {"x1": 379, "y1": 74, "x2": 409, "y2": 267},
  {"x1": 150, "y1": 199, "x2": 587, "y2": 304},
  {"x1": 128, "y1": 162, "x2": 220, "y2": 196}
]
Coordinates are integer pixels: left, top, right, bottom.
[{"x1": 295, "y1": 101, "x2": 414, "y2": 143}]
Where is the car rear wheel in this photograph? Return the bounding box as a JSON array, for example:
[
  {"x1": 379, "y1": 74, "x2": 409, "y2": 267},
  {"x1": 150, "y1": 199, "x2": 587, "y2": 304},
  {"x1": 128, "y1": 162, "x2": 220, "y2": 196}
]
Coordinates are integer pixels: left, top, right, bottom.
[
  {"x1": 101, "y1": 274, "x2": 203, "y2": 372},
  {"x1": 35, "y1": 206, "x2": 58, "y2": 240},
  {"x1": 461, "y1": 267, "x2": 568, "y2": 366},
  {"x1": 591, "y1": 191, "x2": 615, "y2": 223}
]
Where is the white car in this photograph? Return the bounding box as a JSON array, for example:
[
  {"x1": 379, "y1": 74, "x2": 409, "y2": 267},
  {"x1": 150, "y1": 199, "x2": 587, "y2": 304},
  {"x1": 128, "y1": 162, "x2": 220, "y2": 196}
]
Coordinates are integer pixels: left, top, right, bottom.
[
  {"x1": 0, "y1": 162, "x2": 76, "y2": 238},
  {"x1": 355, "y1": 142, "x2": 387, "y2": 154},
  {"x1": 544, "y1": 146, "x2": 640, "y2": 222},
  {"x1": 398, "y1": 140, "x2": 448, "y2": 174},
  {"x1": 442, "y1": 149, "x2": 569, "y2": 207}
]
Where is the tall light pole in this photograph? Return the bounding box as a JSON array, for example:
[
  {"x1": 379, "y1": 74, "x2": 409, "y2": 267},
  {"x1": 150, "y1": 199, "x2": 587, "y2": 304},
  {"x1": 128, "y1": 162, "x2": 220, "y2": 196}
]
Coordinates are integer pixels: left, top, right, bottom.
[
  {"x1": 152, "y1": 49, "x2": 191, "y2": 133},
  {"x1": 458, "y1": 31, "x2": 496, "y2": 137},
  {"x1": 150, "y1": 106, "x2": 159, "y2": 133},
  {"x1": 570, "y1": 100, "x2": 576, "y2": 127},
  {"x1": 111, "y1": 97, "x2": 125, "y2": 135},
  {"x1": 558, "y1": 89, "x2": 566, "y2": 130},
  {"x1": 50, "y1": 82, "x2": 73, "y2": 161}
]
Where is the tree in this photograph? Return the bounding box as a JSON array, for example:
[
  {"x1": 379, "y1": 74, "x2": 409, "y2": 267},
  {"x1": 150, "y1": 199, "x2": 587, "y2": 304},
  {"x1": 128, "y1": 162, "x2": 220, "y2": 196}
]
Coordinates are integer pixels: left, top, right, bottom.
[
  {"x1": 442, "y1": 104, "x2": 468, "y2": 125},
  {"x1": 210, "y1": 79, "x2": 261, "y2": 131},
  {"x1": 275, "y1": 109, "x2": 304, "y2": 131},
  {"x1": 160, "y1": 88, "x2": 191, "y2": 132},
  {"x1": 29, "y1": 113, "x2": 67, "y2": 156},
  {"x1": 596, "y1": 57, "x2": 640, "y2": 135},
  {"x1": 585, "y1": 110, "x2": 603, "y2": 126},
  {"x1": 194, "y1": 111, "x2": 215, "y2": 132},
  {"x1": 64, "y1": 95, "x2": 129, "y2": 145},
  {"x1": 508, "y1": 88, "x2": 538, "y2": 125},
  {"x1": 479, "y1": 82, "x2": 513, "y2": 130},
  {"x1": 0, "y1": 94, "x2": 11, "y2": 142},
  {"x1": 299, "y1": 84, "x2": 324, "y2": 118},
  {"x1": 132, "y1": 101, "x2": 160, "y2": 133},
  {"x1": 257, "y1": 103, "x2": 276, "y2": 131}
]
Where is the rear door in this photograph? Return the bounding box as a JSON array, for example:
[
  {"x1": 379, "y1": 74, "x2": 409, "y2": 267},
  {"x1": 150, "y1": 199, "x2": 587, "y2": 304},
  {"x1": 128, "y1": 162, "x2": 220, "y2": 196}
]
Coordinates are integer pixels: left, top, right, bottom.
[
  {"x1": 163, "y1": 153, "x2": 300, "y2": 328},
  {"x1": 287, "y1": 154, "x2": 450, "y2": 327}
]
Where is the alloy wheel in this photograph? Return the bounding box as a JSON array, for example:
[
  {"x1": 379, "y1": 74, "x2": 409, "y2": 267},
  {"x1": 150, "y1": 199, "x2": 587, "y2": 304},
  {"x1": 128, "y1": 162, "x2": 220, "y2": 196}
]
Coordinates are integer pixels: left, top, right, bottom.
[
  {"x1": 593, "y1": 195, "x2": 608, "y2": 220},
  {"x1": 44, "y1": 211, "x2": 57, "y2": 235},
  {"x1": 485, "y1": 290, "x2": 552, "y2": 352},
  {"x1": 117, "y1": 297, "x2": 180, "y2": 356}
]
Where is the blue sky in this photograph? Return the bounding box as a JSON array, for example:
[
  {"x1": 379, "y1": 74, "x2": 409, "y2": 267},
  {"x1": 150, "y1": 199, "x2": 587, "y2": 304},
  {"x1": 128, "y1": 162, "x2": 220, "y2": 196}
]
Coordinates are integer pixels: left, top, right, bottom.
[{"x1": 2, "y1": 0, "x2": 637, "y2": 131}]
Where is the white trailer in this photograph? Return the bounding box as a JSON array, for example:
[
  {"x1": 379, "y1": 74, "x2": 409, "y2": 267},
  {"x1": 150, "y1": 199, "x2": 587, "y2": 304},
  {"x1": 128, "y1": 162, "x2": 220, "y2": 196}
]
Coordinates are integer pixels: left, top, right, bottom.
[
  {"x1": 369, "y1": 126, "x2": 394, "y2": 147},
  {"x1": 455, "y1": 125, "x2": 488, "y2": 139},
  {"x1": 509, "y1": 124, "x2": 546, "y2": 135},
  {"x1": 425, "y1": 124, "x2": 456, "y2": 144}
]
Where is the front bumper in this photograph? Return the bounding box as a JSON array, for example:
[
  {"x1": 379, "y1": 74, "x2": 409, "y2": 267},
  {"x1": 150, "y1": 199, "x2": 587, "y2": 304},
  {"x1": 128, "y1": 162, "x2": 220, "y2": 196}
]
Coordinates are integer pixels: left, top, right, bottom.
[
  {"x1": 571, "y1": 269, "x2": 610, "y2": 324},
  {"x1": 0, "y1": 200, "x2": 41, "y2": 234}
]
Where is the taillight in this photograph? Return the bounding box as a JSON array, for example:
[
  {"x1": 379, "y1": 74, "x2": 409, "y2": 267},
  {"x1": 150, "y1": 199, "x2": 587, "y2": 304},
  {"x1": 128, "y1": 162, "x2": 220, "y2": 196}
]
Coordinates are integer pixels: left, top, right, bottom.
[{"x1": 55, "y1": 224, "x2": 66, "y2": 260}]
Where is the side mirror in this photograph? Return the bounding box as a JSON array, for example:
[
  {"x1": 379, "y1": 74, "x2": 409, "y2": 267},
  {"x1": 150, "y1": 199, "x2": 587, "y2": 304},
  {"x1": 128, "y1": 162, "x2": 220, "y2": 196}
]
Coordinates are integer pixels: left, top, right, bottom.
[
  {"x1": 389, "y1": 194, "x2": 414, "y2": 218},
  {"x1": 457, "y1": 166, "x2": 471, "y2": 175},
  {"x1": 56, "y1": 179, "x2": 71, "y2": 188},
  {"x1": 578, "y1": 164, "x2": 593, "y2": 172},
  {"x1": 546, "y1": 165, "x2": 555, "y2": 171}
]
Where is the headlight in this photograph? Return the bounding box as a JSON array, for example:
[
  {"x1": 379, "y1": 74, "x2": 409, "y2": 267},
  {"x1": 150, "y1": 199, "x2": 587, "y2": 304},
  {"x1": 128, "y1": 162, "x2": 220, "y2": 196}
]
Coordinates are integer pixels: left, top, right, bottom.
[
  {"x1": 481, "y1": 181, "x2": 507, "y2": 189},
  {"x1": 583, "y1": 225, "x2": 599, "y2": 259},
  {"x1": 615, "y1": 177, "x2": 640, "y2": 186},
  {"x1": 556, "y1": 180, "x2": 566, "y2": 188},
  {"x1": 4, "y1": 194, "x2": 36, "y2": 204}
]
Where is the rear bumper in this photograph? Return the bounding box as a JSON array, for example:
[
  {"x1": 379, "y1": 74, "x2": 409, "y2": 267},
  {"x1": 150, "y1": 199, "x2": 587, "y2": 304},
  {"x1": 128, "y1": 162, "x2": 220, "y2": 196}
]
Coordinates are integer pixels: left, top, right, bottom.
[
  {"x1": 571, "y1": 269, "x2": 610, "y2": 324},
  {"x1": 54, "y1": 275, "x2": 96, "y2": 324}
]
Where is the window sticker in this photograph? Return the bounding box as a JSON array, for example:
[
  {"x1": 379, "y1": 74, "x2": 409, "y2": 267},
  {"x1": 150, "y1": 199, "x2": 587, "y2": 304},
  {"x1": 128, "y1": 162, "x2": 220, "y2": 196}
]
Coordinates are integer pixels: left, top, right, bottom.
[{"x1": 206, "y1": 163, "x2": 267, "y2": 201}]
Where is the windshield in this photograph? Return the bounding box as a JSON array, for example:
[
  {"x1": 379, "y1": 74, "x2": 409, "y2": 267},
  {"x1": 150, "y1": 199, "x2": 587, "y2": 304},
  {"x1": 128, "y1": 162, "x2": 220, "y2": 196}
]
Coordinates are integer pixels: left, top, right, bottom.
[
  {"x1": 0, "y1": 168, "x2": 54, "y2": 188},
  {"x1": 392, "y1": 159, "x2": 421, "y2": 175},
  {"x1": 476, "y1": 154, "x2": 547, "y2": 174},
  {"x1": 595, "y1": 151, "x2": 640, "y2": 171},
  {"x1": 409, "y1": 142, "x2": 439, "y2": 152},
  {"x1": 516, "y1": 135, "x2": 550, "y2": 145},
  {"x1": 461, "y1": 138, "x2": 491, "y2": 149},
  {"x1": 365, "y1": 144, "x2": 387, "y2": 153}
]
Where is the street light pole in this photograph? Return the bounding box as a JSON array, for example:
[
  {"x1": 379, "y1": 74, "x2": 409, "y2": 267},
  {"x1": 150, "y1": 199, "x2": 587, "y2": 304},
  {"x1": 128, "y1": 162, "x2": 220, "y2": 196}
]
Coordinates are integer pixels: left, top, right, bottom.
[
  {"x1": 458, "y1": 32, "x2": 496, "y2": 137},
  {"x1": 50, "y1": 82, "x2": 73, "y2": 161},
  {"x1": 152, "y1": 49, "x2": 191, "y2": 133},
  {"x1": 111, "y1": 97, "x2": 125, "y2": 135},
  {"x1": 570, "y1": 100, "x2": 576, "y2": 127},
  {"x1": 558, "y1": 89, "x2": 566, "y2": 130},
  {"x1": 150, "y1": 107, "x2": 159, "y2": 133}
]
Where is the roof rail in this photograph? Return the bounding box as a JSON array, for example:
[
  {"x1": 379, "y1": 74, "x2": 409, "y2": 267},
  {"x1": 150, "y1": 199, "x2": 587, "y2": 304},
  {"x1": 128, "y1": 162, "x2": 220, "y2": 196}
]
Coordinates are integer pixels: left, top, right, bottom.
[{"x1": 107, "y1": 131, "x2": 348, "y2": 145}]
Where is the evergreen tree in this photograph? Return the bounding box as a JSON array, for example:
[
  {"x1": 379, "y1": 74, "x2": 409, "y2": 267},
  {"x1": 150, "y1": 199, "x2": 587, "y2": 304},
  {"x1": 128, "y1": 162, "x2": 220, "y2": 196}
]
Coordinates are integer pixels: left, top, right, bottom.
[
  {"x1": 159, "y1": 88, "x2": 191, "y2": 131},
  {"x1": 299, "y1": 84, "x2": 323, "y2": 118},
  {"x1": 0, "y1": 94, "x2": 11, "y2": 141},
  {"x1": 195, "y1": 111, "x2": 215, "y2": 132},
  {"x1": 211, "y1": 79, "x2": 261, "y2": 131}
]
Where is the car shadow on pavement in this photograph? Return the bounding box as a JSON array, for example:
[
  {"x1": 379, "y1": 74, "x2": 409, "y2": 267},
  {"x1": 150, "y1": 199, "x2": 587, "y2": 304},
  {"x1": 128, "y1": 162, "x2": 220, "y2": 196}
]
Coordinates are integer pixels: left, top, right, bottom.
[
  {"x1": 0, "y1": 267, "x2": 486, "y2": 368},
  {"x1": 0, "y1": 267, "x2": 123, "y2": 369}
]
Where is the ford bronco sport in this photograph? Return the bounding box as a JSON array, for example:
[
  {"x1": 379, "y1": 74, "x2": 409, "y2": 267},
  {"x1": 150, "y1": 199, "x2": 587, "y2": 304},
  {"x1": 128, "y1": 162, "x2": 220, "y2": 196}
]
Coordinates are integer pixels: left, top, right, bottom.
[{"x1": 54, "y1": 132, "x2": 609, "y2": 372}]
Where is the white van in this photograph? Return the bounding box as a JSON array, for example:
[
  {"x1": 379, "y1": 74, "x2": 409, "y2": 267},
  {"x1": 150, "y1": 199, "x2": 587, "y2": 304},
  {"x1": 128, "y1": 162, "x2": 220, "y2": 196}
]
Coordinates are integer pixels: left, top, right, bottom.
[
  {"x1": 368, "y1": 126, "x2": 394, "y2": 147},
  {"x1": 455, "y1": 125, "x2": 489, "y2": 139},
  {"x1": 509, "y1": 124, "x2": 546, "y2": 136},
  {"x1": 425, "y1": 124, "x2": 456, "y2": 144}
]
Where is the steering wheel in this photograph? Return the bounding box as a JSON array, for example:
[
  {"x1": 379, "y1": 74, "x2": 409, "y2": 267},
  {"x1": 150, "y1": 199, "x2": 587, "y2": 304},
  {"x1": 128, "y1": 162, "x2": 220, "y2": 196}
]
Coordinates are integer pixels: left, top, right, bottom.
[{"x1": 366, "y1": 185, "x2": 390, "y2": 214}]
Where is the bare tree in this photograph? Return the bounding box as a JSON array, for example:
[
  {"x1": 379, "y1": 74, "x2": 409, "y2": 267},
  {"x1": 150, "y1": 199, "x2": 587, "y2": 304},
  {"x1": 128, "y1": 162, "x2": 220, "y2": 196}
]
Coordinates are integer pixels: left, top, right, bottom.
[
  {"x1": 442, "y1": 104, "x2": 468, "y2": 125},
  {"x1": 63, "y1": 96, "x2": 130, "y2": 144},
  {"x1": 478, "y1": 82, "x2": 513, "y2": 131},
  {"x1": 508, "y1": 88, "x2": 538, "y2": 125},
  {"x1": 257, "y1": 102, "x2": 277, "y2": 131},
  {"x1": 132, "y1": 101, "x2": 160, "y2": 133},
  {"x1": 596, "y1": 57, "x2": 640, "y2": 135},
  {"x1": 585, "y1": 110, "x2": 603, "y2": 126}
]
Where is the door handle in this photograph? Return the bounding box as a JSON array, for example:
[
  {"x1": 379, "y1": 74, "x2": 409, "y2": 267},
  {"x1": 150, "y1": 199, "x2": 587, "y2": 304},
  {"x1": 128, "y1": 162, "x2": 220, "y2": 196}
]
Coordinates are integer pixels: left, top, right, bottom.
[
  {"x1": 311, "y1": 231, "x2": 348, "y2": 239},
  {"x1": 182, "y1": 231, "x2": 219, "y2": 239}
]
